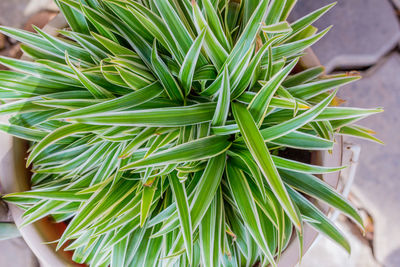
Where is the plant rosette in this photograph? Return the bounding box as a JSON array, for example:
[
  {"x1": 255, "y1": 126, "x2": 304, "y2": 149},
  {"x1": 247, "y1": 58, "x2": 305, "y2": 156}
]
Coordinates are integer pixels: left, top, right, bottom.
[{"x1": 0, "y1": 0, "x2": 383, "y2": 266}]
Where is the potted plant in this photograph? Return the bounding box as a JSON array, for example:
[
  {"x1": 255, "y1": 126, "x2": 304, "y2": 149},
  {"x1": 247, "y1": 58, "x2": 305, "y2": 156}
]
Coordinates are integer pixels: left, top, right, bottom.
[{"x1": 0, "y1": 0, "x2": 383, "y2": 266}]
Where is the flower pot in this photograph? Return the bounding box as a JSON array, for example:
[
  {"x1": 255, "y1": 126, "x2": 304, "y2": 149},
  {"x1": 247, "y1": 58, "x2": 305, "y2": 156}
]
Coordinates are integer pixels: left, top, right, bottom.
[
  {"x1": 0, "y1": 14, "x2": 83, "y2": 267},
  {"x1": 0, "y1": 14, "x2": 345, "y2": 267}
]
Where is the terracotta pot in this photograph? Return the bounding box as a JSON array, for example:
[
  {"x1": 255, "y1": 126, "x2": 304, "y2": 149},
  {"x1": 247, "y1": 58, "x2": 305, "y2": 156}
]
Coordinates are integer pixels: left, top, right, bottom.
[{"x1": 0, "y1": 14, "x2": 344, "y2": 267}]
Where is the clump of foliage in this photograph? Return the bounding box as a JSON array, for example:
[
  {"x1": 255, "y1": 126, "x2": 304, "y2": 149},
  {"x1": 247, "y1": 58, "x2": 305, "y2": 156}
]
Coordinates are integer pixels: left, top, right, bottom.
[{"x1": 0, "y1": 0, "x2": 382, "y2": 266}]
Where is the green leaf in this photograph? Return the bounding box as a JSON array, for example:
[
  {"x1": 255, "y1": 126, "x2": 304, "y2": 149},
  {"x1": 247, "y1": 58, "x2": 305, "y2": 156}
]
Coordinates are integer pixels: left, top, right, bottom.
[
  {"x1": 248, "y1": 58, "x2": 298, "y2": 125},
  {"x1": 201, "y1": 0, "x2": 230, "y2": 51},
  {"x1": 228, "y1": 0, "x2": 270, "y2": 70},
  {"x1": 152, "y1": 153, "x2": 226, "y2": 237},
  {"x1": 104, "y1": 1, "x2": 154, "y2": 44},
  {"x1": 4, "y1": 191, "x2": 90, "y2": 202},
  {"x1": 0, "y1": 0, "x2": 383, "y2": 264},
  {"x1": 117, "y1": 67, "x2": 152, "y2": 90},
  {"x1": 91, "y1": 31, "x2": 136, "y2": 56},
  {"x1": 151, "y1": 41, "x2": 184, "y2": 102},
  {"x1": 111, "y1": 237, "x2": 129, "y2": 267},
  {"x1": 190, "y1": 153, "x2": 226, "y2": 228},
  {"x1": 229, "y1": 45, "x2": 254, "y2": 93},
  {"x1": 121, "y1": 135, "x2": 230, "y2": 170},
  {"x1": 27, "y1": 123, "x2": 106, "y2": 166},
  {"x1": 143, "y1": 227, "x2": 163, "y2": 266},
  {"x1": 232, "y1": 34, "x2": 284, "y2": 99},
  {"x1": 262, "y1": 21, "x2": 292, "y2": 33},
  {"x1": 228, "y1": 151, "x2": 262, "y2": 194},
  {"x1": 271, "y1": 155, "x2": 345, "y2": 174},
  {"x1": 69, "y1": 102, "x2": 217, "y2": 127},
  {"x1": 33, "y1": 25, "x2": 93, "y2": 64},
  {"x1": 154, "y1": 0, "x2": 193, "y2": 55},
  {"x1": 33, "y1": 99, "x2": 104, "y2": 110},
  {"x1": 338, "y1": 125, "x2": 384, "y2": 144},
  {"x1": 59, "y1": 30, "x2": 108, "y2": 60},
  {"x1": 0, "y1": 26, "x2": 63, "y2": 59},
  {"x1": 169, "y1": 172, "x2": 193, "y2": 264},
  {"x1": 288, "y1": 187, "x2": 351, "y2": 253},
  {"x1": 178, "y1": 29, "x2": 206, "y2": 95},
  {"x1": 200, "y1": 70, "x2": 224, "y2": 97},
  {"x1": 259, "y1": 89, "x2": 337, "y2": 142},
  {"x1": 315, "y1": 107, "x2": 383, "y2": 121},
  {"x1": 211, "y1": 66, "x2": 230, "y2": 126},
  {"x1": 33, "y1": 144, "x2": 101, "y2": 173},
  {"x1": 280, "y1": 170, "x2": 364, "y2": 229},
  {"x1": 192, "y1": 1, "x2": 228, "y2": 69},
  {"x1": 124, "y1": 2, "x2": 183, "y2": 62},
  {"x1": 265, "y1": 0, "x2": 286, "y2": 25},
  {"x1": 287, "y1": 76, "x2": 360, "y2": 100},
  {"x1": 55, "y1": 0, "x2": 90, "y2": 34},
  {"x1": 269, "y1": 131, "x2": 334, "y2": 150},
  {"x1": 226, "y1": 164, "x2": 276, "y2": 267},
  {"x1": 270, "y1": 27, "x2": 332, "y2": 62},
  {"x1": 232, "y1": 102, "x2": 302, "y2": 230},
  {"x1": 199, "y1": 188, "x2": 223, "y2": 267},
  {"x1": 51, "y1": 81, "x2": 163, "y2": 119},
  {"x1": 120, "y1": 127, "x2": 158, "y2": 158},
  {"x1": 20, "y1": 200, "x2": 67, "y2": 228},
  {"x1": 91, "y1": 143, "x2": 124, "y2": 184},
  {"x1": 0, "y1": 123, "x2": 47, "y2": 141},
  {"x1": 0, "y1": 57, "x2": 79, "y2": 86},
  {"x1": 65, "y1": 52, "x2": 114, "y2": 99},
  {"x1": 280, "y1": 0, "x2": 297, "y2": 21},
  {"x1": 140, "y1": 184, "x2": 157, "y2": 227},
  {"x1": 243, "y1": 0, "x2": 259, "y2": 26},
  {"x1": 282, "y1": 66, "x2": 325, "y2": 88},
  {"x1": 57, "y1": 179, "x2": 138, "y2": 249},
  {"x1": 78, "y1": 1, "x2": 119, "y2": 42},
  {"x1": 283, "y1": 3, "x2": 336, "y2": 42}
]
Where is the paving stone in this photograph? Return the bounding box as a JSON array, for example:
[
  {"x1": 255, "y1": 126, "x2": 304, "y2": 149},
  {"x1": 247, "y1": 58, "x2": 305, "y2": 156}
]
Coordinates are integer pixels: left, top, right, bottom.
[
  {"x1": 290, "y1": 0, "x2": 400, "y2": 72},
  {"x1": 0, "y1": 33, "x2": 5, "y2": 50},
  {"x1": 338, "y1": 53, "x2": 400, "y2": 267},
  {"x1": 0, "y1": 238, "x2": 39, "y2": 267},
  {"x1": 0, "y1": 201, "x2": 12, "y2": 222},
  {"x1": 23, "y1": 10, "x2": 59, "y2": 33},
  {"x1": 25, "y1": 0, "x2": 59, "y2": 17},
  {"x1": 0, "y1": 0, "x2": 58, "y2": 29},
  {"x1": 297, "y1": 217, "x2": 381, "y2": 267},
  {"x1": 392, "y1": 0, "x2": 400, "y2": 10},
  {"x1": 0, "y1": 0, "x2": 31, "y2": 28}
]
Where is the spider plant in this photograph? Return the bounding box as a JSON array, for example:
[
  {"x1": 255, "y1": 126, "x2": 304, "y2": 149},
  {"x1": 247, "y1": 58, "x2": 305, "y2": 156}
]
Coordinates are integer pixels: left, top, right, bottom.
[{"x1": 0, "y1": 0, "x2": 382, "y2": 266}]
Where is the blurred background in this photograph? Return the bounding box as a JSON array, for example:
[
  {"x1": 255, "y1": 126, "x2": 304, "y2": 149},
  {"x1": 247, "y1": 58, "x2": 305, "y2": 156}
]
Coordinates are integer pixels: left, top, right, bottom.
[{"x1": 0, "y1": 0, "x2": 399, "y2": 266}]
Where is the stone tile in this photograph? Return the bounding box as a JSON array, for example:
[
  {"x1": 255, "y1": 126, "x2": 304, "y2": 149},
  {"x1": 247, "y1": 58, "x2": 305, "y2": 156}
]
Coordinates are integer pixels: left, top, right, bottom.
[
  {"x1": 0, "y1": 201, "x2": 12, "y2": 222},
  {"x1": 297, "y1": 217, "x2": 381, "y2": 267},
  {"x1": 0, "y1": 238, "x2": 39, "y2": 267},
  {"x1": 0, "y1": 0, "x2": 31, "y2": 28},
  {"x1": 0, "y1": 33, "x2": 5, "y2": 50},
  {"x1": 23, "y1": 11, "x2": 58, "y2": 33},
  {"x1": 338, "y1": 53, "x2": 400, "y2": 267},
  {"x1": 392, "y1": 0, "x2": 400, "y2": 10},
  {"x1": 290, "y1": 0, "x2": 400, "y2": 72},
  {"x1": 25, "y1": 0, "x2": 59, "y2": 17},
  {"x1": 0, "y1": 0, "x2": 58, "y2": 29}
]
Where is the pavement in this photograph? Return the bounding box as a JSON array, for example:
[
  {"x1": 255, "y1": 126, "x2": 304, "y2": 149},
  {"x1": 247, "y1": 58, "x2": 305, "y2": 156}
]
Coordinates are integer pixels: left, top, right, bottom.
[
  {"x1": 293, "y1": 0, "x2": 400, "y2": 266},
  {"x1": 0, "y1": 0, "x2": 400, "y2": 266}
]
